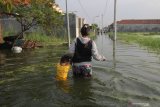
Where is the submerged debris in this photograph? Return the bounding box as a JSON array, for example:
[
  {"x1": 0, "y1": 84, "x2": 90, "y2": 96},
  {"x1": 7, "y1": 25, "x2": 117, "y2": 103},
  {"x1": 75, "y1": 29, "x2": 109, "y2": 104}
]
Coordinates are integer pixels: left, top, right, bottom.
[{"x1": 0, "y1": 36, "x2": 43, "y2": 49}]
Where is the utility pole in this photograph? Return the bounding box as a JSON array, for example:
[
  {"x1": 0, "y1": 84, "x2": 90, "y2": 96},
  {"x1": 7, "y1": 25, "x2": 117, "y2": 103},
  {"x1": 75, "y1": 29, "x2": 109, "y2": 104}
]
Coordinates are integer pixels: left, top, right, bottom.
[
  {"x1": 114, "y1": 0, "x2": 117, "y2": 41},
  {"x1": 65, "y1": 0, "x2": 71, "y2": 48},
  {"x1": 101, "y1": 14, "x2": 103, "y2": 33},
  {"x1": 113, "y1": 0, "x2": 117, "y2": 70},
  {"x1": 101, "y1": 14, "x2": 104, "y2": 54}
]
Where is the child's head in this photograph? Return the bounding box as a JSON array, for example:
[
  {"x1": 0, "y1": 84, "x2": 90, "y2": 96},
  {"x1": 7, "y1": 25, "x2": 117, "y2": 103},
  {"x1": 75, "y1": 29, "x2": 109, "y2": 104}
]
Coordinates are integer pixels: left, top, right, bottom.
[{"x1": 60, "y1": 55, "x2": 70, "y2": 66}]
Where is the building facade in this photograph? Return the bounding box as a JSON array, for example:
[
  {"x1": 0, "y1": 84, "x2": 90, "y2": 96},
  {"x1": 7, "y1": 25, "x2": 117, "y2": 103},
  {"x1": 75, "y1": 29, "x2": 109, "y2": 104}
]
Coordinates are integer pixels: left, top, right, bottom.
[
  {"x1": 108, "y1": 19, "x2": 160, "y2": 32},
  {"x1": 65, "y1": 13, "x2": 85, "y2": 38}
]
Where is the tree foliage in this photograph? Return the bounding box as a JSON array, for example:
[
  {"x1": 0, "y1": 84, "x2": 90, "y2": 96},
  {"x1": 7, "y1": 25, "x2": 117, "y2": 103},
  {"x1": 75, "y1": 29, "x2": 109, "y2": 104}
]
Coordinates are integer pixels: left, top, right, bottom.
[
  {"x1": 0, "y1": 0, "x2": 13, "y2": 13},
  {"x1": 0, "y1": 0, "x2": 63, "y2": 36},
  {"x1": 91, "y1": 23, "x2": 98, "y2": 30}
]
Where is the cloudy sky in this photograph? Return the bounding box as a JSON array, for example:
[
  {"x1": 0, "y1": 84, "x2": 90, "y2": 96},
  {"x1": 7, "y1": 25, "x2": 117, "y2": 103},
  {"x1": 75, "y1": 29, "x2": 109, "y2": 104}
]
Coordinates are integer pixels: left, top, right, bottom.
[{"x1": 55, "y1": 0, "x2": 160, "y2": 27}]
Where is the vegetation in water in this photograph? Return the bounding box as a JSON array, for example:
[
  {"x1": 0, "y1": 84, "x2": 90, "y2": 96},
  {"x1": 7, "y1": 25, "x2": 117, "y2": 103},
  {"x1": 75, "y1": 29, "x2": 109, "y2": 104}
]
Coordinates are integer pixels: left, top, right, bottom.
[
  {"x1": 109, "y1": 32, "x2": 160, "y2": 53},
  {"x1": 24, "y1": 33, "x2": 67, "y2": 45}
]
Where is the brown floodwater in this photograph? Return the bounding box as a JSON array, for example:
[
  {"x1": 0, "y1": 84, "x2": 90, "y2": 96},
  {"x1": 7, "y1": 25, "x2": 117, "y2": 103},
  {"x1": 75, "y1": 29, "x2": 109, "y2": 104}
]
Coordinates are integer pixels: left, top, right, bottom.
[{"x1": 0, "y1": 34, "x2": 160, "y2": 107}]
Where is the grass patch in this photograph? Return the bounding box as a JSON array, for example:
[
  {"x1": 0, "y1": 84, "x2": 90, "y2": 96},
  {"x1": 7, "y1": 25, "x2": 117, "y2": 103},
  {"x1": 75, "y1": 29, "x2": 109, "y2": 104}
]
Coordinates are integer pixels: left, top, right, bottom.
[
  {"x1": 109, "y1": 32, "x2": 160, "y2": 52},
  {"x1": 119, "y1": 32, "x2": 160, "y2": 52},
  {"x1": 24, "y1": 33, "x2": 67, "y2": 45},
  {"x1": 2, "y1": 31, "x2": 68, "y2": 45},
  {"x1": 2, "y1": 30, "x2": 97, "y2": 46}
]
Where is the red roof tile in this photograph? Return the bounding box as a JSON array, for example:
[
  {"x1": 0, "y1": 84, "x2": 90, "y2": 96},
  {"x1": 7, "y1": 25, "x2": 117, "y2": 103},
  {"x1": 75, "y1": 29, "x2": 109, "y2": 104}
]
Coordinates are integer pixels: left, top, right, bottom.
[
  {"x1": 117, "y1": 19, "x2": 160, "y2": 24},
  {"x1": 13, "y1": 0, "x2": 30, "y2": 5}
]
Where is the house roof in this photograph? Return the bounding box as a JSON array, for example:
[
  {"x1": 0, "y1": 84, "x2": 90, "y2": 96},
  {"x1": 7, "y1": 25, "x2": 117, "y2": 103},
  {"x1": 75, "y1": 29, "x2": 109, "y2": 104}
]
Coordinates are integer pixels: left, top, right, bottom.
[
  {"x1": 117, "y1": 19, "x2": 160, "y2": 24},
  {"x1": 13, "y1": 0, "x2": 30, "y2": 5}
]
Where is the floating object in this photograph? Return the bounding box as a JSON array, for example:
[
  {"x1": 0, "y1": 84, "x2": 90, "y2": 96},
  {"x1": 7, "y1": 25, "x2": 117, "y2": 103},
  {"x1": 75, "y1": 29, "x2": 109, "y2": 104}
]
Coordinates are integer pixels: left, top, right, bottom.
[
  {"x1": 56, "y1": 63, "x2": 70, "y2": 81},
  {"x1": 11, "y1": 46, "x2": 22, "y2": 53}
]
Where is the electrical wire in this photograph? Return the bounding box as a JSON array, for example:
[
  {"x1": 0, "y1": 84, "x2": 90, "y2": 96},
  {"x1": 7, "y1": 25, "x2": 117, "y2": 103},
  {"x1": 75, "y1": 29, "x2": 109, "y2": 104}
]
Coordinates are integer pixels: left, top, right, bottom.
[
  {"x1": 102, "y1": 0, "x2": 111, "y2": 26},
  {"x1": 103, "y1": 0, "x2": 110, "y2": 17},
  {"x1": 77, "y1": 0, "x2": 92, "y2": 22}
]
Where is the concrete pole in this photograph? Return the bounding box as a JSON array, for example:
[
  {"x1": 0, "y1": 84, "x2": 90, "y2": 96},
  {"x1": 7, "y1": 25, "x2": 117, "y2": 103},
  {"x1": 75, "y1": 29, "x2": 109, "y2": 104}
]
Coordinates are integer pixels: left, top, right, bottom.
[
  {"x1": 113, "y1": 0, "x2": 117, "y2": 70},
  {"x1": 114, "y1": 0, "x2": 117, "y2": 41},
  {"x1": 101, "y1": 14, "x2": 103, "y2": 33},
  {"x1": 65, "y1": 0, "x2": 71, "y2": 48}
]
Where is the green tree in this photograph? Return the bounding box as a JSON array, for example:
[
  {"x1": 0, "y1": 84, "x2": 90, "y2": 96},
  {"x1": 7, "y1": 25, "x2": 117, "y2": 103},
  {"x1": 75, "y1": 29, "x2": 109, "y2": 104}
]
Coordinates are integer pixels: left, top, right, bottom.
[
  {"x1": 0, "y1": 0, "x2": 13, "y2": 13},
  {"x1": 91, "y1": 23, "x2": 99, "y2": 35},
  {"x1": 91, "y1": 23, "x2": 98, "y2": 29},
  {"x1": 0, "y1": 0, "x2": 63, "y2": 37}
]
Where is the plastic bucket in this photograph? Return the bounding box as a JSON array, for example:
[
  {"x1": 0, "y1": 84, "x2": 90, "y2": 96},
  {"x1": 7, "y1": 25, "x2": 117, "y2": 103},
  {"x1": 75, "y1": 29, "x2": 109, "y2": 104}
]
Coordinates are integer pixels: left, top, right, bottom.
[{"x1": 11, "y1": 46, "x2": 22, "y2": 53}]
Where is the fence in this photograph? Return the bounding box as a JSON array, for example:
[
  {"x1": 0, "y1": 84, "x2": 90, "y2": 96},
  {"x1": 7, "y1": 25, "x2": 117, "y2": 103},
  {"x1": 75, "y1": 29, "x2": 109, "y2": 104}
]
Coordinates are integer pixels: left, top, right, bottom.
[{"x1": 0, "y1": 14, "x2": 84, "y2": 39}]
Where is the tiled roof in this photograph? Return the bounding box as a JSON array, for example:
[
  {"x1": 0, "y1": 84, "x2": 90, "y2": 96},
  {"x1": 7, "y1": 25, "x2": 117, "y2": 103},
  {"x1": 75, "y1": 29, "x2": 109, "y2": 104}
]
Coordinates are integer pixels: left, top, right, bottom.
[
  {"x1": 117, "y1": 19, "x2": 160, "y2": 24},
  {"x1": 13, "y1": 0, "x2": 30, "y2": 5}
]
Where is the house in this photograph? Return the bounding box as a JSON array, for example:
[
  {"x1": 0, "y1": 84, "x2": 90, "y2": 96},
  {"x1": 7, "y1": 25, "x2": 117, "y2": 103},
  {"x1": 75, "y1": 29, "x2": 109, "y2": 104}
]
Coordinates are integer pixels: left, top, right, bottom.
[{"x1": 108, "y1": 19, "x2": 160, "y2": 32}]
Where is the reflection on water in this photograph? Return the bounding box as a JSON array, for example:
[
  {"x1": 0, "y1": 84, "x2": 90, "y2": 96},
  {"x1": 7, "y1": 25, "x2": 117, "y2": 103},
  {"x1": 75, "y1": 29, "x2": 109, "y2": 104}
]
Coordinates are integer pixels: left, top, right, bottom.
[
  {"x1": 93, "y1": 34, "x2": 160, "y2": 106},
  {"x1": 0, "y1": 51, "x2": 6, "y2": 65},
  {"x1": 56, "y1": 80, "x2": 70, "y2": 93},
  {"x1": 113, "y1": 38, "x2": 116, "y2": 70},
  {"x1": 71, "y1": 78, "x2": 92, "y2": 99},
  {"x1": 0, "y1": 35, "x2": 160, "y2": 107}
]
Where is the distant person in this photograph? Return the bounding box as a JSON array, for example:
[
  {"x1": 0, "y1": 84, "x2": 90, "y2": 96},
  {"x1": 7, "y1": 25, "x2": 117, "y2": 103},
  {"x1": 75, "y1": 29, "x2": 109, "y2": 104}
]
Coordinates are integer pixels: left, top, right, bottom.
[{"x1": 64, "y1": 24, "x2": 106, "y2": 78}]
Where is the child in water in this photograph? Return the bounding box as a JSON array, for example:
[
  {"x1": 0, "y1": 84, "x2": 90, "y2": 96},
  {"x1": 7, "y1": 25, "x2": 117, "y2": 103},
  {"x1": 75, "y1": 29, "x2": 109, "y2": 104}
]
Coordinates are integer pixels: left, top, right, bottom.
[{"x1": 56, "y1": 55, "x2": 71, "y2": 80}]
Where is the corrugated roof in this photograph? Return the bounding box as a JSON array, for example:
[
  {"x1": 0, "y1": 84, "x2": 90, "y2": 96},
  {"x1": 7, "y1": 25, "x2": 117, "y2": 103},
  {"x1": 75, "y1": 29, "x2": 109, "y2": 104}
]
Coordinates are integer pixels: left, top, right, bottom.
[{"x1": 117, "y1": 19, "x2": 160, "y2": 24}]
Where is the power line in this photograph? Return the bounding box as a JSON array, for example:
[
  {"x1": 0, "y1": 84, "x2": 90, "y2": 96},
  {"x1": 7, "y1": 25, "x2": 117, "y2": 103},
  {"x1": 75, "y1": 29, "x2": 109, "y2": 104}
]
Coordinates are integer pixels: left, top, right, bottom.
[
  {"x1": 103, "y1": 0, "x2": 110, "y2": 17},
  {"x1": 101, "y1": 0, "x2": 111, "y2": 26},
  {"x1": 77, "y1": 0, "x2": 91, "y2": 22}
]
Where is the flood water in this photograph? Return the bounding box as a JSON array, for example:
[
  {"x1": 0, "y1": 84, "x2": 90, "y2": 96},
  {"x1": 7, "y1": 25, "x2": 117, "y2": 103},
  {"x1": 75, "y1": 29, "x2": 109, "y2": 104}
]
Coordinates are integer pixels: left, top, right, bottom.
[{"x1": 0, "y1": 34, "x2": 160, "y2": 107}]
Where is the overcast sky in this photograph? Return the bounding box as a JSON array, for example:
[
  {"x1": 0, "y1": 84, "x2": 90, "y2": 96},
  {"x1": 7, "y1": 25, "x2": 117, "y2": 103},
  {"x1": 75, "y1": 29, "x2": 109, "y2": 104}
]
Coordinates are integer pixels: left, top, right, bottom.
[{"x1": 55, "y1": 0, "x2": 160, "y2": 27}]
